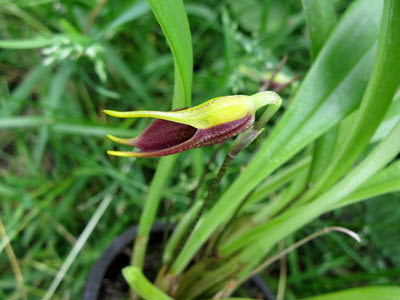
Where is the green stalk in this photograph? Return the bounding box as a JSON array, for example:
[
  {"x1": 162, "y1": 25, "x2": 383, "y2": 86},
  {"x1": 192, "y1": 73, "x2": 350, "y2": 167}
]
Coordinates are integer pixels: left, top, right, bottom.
[
  {"x1": 189, "y1": 144, "x2": 224, "y2": 207},
  {"x1": 0, "y1": 37, "x2": 58, "y2": 48},
  {"x1": 123, "y1": 267, "x2": 175, "y2": 300},
  {"x1": 175, "y1": 155, "x2": 233, "y2": 264},
  {"x1": 131, "y1": 155, "x2": 177, "y2": 268},
  {"x1": 163, "y1": 200, "x2": 203, "y2": 264},
  {"x1": 130, "y1": 0, "x2": 193, "y2": 273}
]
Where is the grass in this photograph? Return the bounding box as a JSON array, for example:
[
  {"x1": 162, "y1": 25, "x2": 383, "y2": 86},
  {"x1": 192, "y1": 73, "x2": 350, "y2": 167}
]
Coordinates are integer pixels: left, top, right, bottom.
[{"x1": 0, "y1": 0, "x2": 399, "y2": 299}]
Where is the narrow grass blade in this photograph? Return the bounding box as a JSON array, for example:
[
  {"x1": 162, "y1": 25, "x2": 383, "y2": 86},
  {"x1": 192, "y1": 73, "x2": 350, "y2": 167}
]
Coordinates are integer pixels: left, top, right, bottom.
[
  {"x1": 102, "y1": 0, "x2": 150, "y2": 35},
  {"x1": 0, "y1": 116, "x2": 50, "y2": 129},
  {"x1": 33, "y1": 62, "x2": 74, "y2": 168},
  {"x1": 2, "y1": 63, "x2": 53, "y2": 116},
  {"x1": 42, "y1": 185, "x2": 117, "y2": 300},
  {"x1": 104, "y1": 46, "x2": 151, "y2": 105},
  {"x1": 0, "y1": 37, "x2": 60, "y2": 49}
]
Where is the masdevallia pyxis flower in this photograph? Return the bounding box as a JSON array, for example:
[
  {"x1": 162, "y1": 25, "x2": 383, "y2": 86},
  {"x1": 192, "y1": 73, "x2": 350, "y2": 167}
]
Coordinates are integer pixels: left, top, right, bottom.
[{"x1": 104, "y1": 91, "x2": 280, "y2": 158}]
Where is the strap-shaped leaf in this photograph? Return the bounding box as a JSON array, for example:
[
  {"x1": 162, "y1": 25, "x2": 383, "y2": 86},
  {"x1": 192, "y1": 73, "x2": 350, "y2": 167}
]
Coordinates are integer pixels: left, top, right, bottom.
[
  {"x1": 147, "y1": 0, "x2": 193, "y2": 108},
  {"x1": 300, "y1": 0, "x2": 400, "y2": 203}
]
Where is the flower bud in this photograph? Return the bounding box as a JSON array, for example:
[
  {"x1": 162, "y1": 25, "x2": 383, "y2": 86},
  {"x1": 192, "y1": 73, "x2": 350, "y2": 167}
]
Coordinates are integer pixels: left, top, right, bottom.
[{"x1": 104, "y1": 91, "x2": 279, "y2": 157}]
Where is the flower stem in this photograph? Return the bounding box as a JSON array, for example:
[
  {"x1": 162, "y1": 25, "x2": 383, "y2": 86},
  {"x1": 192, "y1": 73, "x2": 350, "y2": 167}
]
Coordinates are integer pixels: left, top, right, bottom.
[
  {"x1": 163, "y1": 198, "x2": 175, "y2": 248},
  {"x1": 188, "y1": 144, "x2": 225, "y2": 208},
  {"x1": 207, "y1": 194, "x2": 251, "y2": 255},
  {"x1": 171, "y1": 155, "x2": 233, "y2": 265}
]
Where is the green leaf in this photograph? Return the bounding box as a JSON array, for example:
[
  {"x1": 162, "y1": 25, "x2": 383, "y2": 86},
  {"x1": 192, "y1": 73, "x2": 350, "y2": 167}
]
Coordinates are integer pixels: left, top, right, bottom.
[
  {"x1": 245, "y1": 156, "x2": 311, "y2": 207},
  {"x1": 169, "y1": 0, "x2": 383, "y2": 275},
  {"x1": 302, "y1": 0, "x2": 337, "y2": 60},
  {"x1": 0, "y1": 36, "x2": 61, "y2": 49},
  {"x1": 335, "y1": 159, "x2": 400, "y2": 209},
  {"x1": 146, "y1": 0, "x2": 193, "y2": 108},
  {"x1": 308, "y1": 127, "x2": 339, "y2": 183},
  {"x1": 301, "y1": 0, "x2": 338, "y2": 191},
  {"x1": 300, "y1": 0, "x2": 400, "y2": 204},
  {"x1": 122, "y1": 266, "x2": 175, "y2": 300},
  {"x1": 301, "y1": 286, "x2": 400, "y2": 300},
  {"x1": 371, "y1": 93, "x2": 400, "y2": 142}
]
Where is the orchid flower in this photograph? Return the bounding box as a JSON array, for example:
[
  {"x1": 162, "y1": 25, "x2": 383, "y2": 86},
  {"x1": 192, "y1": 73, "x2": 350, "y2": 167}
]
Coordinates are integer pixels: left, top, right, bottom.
[{"x1": 104, "y1": 91, "x2": 280, "y2": 158}]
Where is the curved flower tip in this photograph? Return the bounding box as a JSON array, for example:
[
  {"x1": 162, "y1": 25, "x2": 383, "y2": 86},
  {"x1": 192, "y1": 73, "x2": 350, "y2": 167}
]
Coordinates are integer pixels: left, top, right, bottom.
[{"x1": 105, "y1": 91, "x2": 280, "y2": 158}]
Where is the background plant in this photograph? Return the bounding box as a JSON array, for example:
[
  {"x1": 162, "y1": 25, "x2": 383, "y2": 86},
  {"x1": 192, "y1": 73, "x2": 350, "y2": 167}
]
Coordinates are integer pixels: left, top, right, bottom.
[{"x1": 1, "y1": 0, "x2": 400, "y2": 300}]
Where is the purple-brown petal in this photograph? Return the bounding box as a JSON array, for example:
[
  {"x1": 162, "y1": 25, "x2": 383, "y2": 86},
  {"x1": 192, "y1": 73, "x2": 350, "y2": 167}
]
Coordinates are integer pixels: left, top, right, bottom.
[
  {"x1": 129, "y1": 113, "x2": 254, "y2": 157},
  {"x1": 132, "y1": 118, "x2": 197, "y2": 152}
]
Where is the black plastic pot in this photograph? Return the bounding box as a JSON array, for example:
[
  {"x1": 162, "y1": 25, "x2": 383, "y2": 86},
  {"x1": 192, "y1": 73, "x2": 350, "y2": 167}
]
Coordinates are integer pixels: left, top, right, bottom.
[{"x1": 83, "y1": 223, "x2": 275, "y2": 300}]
